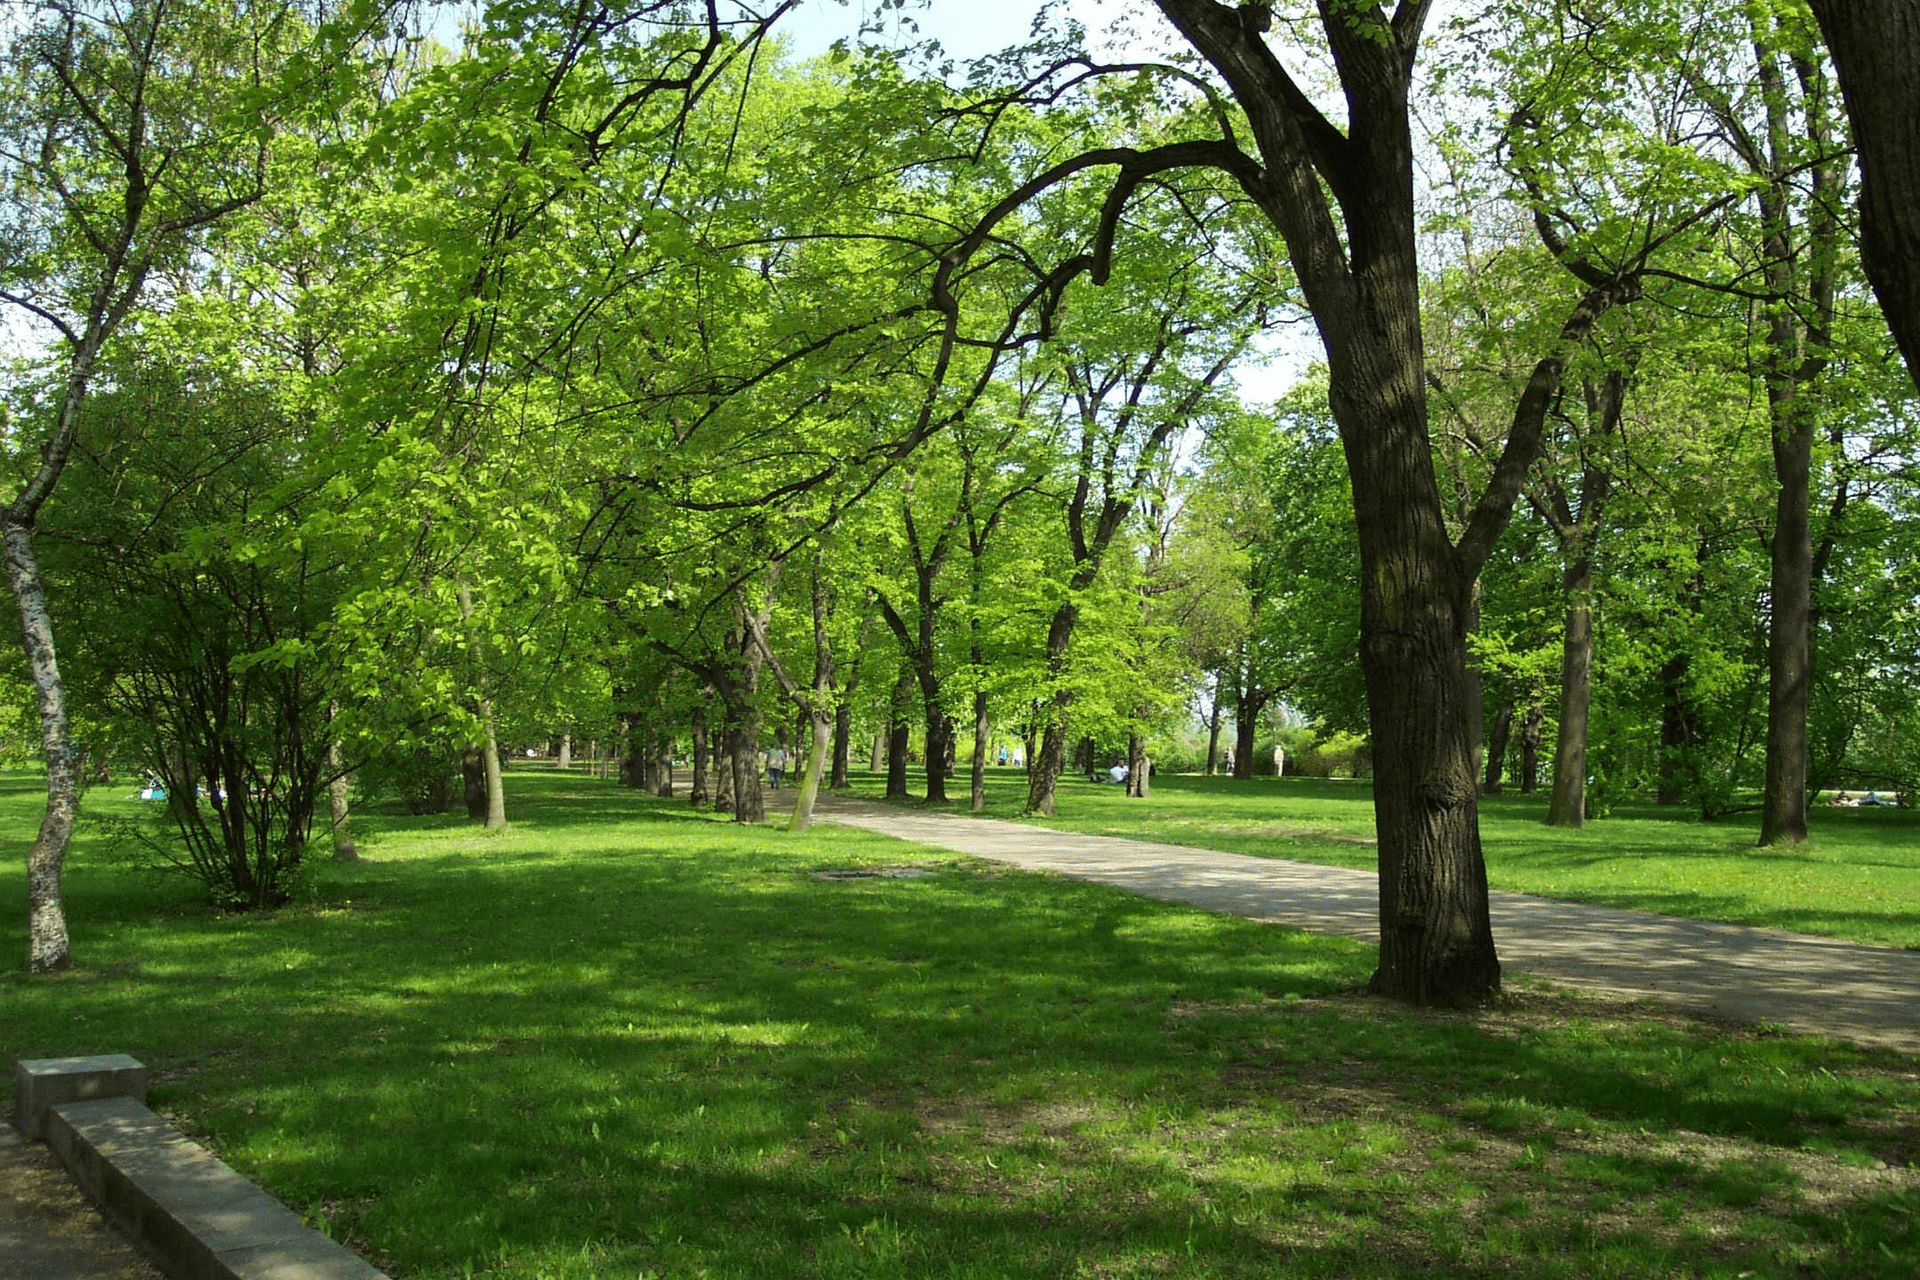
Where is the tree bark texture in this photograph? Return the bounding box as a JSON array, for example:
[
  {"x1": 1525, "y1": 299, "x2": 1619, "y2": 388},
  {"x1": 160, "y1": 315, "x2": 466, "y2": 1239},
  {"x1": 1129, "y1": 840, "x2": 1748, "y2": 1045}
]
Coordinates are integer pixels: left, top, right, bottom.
[
  {"x1": 885, "y1": 667, "x2": 913, "y2": 800},
  {"x1": 5, "y1": 522, "x2": 75, "y2": 972},
  {"x1": 1806, "y1": 0, "x2": 1920, "y2": 391},
  {"x1": 558, "y1": 732, "x2": 572, "y2": 770},
  {"x1": 1546, "y1": 552, "x2": 1595, "y2": 828}
]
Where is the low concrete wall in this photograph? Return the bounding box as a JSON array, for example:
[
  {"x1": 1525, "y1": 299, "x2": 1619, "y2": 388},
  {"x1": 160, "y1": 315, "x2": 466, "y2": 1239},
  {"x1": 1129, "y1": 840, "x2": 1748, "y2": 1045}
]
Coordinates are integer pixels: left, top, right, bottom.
[{"x1": 12, "y1": 1056, "x2": 389, "y2": 1280}]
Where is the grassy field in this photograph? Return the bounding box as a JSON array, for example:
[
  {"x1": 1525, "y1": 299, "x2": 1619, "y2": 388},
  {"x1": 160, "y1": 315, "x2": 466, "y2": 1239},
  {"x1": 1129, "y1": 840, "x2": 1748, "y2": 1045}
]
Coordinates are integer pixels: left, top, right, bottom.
[
  {"x1": 841, "y1": 769, "x2": 1920, "y2": 949},
  {"x1": 4, "y1": 768, "x2": 1920, "y2": 1279}
]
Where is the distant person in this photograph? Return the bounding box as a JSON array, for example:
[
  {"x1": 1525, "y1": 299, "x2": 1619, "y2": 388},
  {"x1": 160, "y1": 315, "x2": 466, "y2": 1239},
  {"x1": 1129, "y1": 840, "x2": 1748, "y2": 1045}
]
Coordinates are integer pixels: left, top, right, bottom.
[
  {"x1": 1108, "y1": 762, "x2": 1128, "y2": 785},
  {"x1": 1862, "y1": 788, "x2": 1892, "y2": 806},
  {"x1": 767, "y1": 744, "x2": 787, "y2": 789},
  {"x1": 1221, "y1": 748, "x2": 1233, "y2": 773}
]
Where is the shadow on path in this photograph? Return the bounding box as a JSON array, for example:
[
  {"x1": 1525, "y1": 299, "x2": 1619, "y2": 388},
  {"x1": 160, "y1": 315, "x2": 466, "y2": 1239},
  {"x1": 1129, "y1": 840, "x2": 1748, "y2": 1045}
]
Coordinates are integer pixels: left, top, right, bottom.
[{"x1": 807, "y1": 795, "x2": 1920, "y2": 1054}]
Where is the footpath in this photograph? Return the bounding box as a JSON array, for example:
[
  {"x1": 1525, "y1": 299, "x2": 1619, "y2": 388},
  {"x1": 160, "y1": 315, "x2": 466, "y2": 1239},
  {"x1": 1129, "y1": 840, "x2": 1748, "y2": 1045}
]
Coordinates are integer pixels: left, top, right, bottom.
[{"x1": 808, "y1": 794, "x2": 1920, "y2": 1056}]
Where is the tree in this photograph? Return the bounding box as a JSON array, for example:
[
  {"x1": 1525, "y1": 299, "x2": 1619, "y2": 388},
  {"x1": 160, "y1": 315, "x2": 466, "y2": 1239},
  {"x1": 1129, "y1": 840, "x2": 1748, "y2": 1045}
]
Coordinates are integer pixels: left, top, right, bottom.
[
  {"x1": 0, "y1": 0, "x2": 279, "y2": 969},
  {"x1": 1803, "y1": 0, "x2": 1920, "y2": 392}
]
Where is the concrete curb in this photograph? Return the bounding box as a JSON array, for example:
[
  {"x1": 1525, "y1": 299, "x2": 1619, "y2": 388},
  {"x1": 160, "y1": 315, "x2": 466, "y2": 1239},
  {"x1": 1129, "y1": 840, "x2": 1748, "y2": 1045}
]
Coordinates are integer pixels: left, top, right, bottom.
[{"x1": 12, "y1": 1057, "x2": 388, "y2": 1280}]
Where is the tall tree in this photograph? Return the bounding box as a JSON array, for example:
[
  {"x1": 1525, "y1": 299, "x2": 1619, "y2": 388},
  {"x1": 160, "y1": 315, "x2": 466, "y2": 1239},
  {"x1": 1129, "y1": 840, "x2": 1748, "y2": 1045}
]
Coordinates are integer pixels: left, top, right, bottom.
[{"x1": 0, "y1": 0, "x2": 278, "y2": 969}]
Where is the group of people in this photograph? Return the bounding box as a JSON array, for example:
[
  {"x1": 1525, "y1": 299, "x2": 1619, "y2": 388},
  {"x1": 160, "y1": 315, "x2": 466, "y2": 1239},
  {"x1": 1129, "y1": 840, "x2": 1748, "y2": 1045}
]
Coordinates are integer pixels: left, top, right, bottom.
[{"x1": 1829, "y1": 788, "x2": 1898, "y2": 807}]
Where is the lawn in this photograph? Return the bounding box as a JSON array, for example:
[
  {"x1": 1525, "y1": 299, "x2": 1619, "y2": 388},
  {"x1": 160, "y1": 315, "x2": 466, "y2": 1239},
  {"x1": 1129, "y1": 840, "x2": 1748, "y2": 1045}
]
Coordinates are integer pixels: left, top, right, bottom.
[
  {"x1": 3, "y1": 768, "x2": 1919, "y2": 1279},
  {"x1": 843, "y1": 768, "x2": 1920, "y2": 949}
]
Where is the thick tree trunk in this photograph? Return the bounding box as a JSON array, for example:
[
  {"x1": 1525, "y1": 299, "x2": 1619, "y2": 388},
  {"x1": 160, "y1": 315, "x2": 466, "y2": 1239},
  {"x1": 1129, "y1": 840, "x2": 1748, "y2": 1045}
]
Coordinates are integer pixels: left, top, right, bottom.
[
  {"x1": 1027, "y1": 715, "x2": 1069, "y2": 817},
  {"x1": 1806, "y1": 0, "x2": 1920, "y2": 391},
  {"x1": 869, "y1": 731, "x2": 885, "y2": 775},
  {"x1": 923, "y1": 706, "x2": 952, "y2": 805},
  {"x1": 1483, "y1": 701, "x2": 1512, "y2": 795},
  {"x1": 1346, "y1": 472, "x2": 1500, "y2": 1003},
  {"x1": 4, "y1": 523, "x2": 74, "y2": 972},
  {"x1": 1233, "y1": 713, "x2": 1257, "y2": 781},
  {"x1": 727, "y1": 715, "x2": 764, "y2": 823},
  {"x1": 885, "y1": 668, "x2": 913, "y2": 800},
  {"x1": 1546, "y1": 552, "x2": 1595, "y2": 828},
  {"x1": 558, "y1": 732, "x2": 572, "y2": 770}
]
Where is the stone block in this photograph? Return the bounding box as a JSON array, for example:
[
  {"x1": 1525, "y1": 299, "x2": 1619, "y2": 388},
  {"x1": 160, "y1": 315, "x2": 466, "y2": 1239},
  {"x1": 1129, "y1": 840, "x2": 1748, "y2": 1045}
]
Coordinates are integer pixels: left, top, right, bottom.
[{"x1": 11, "y1": 1053, "x2": 148, "y2": 1141}]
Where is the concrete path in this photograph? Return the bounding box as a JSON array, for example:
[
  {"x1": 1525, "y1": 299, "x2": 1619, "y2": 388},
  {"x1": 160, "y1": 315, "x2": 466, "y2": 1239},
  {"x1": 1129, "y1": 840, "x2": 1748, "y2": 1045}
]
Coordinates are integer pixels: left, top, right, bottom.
[
  {"x1": 809, "y1": 796, "x2": 1920, "y2": 1055},
  {"x1": 0, "y1": 1122, "x2": 161, "y2": 1280}
]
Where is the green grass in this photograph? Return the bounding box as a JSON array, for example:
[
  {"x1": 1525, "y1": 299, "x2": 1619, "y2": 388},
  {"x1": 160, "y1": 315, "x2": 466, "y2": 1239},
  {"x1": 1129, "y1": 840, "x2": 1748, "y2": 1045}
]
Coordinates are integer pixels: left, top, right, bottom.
[
  {"x1": 846, "y1": 769, "x2": 1920, "y2": 949},
  {"x1": 4, "y1": 767, "x2": 1920, "y2": 1277}
]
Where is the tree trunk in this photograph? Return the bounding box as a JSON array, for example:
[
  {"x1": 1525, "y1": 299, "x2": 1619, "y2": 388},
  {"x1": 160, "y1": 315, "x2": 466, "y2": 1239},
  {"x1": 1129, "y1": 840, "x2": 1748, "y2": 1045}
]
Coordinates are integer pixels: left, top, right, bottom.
[
  {"x1": 1205, "y1": 687, "x2": 1224, "y2": 774},
  {"x1": 714, "y1": 731, "x2": 736, "y2": 814},
  {"x1": 727, "y1": 715, "x2": 764, "y2": 823},
  {"x1": 1760, "y1": 411, "x2": 1814, "y2": 846},
  {"x1": 326, "y1": 722, "x2": 357, "y2": 863},
  {"x1": 1805, "y1": 0, "x2": 1920, "y2": 391},
  {"x1": 1348, "y1": 491, "x2": 1500, "y2": 1004},
  {"x1": 1483, "y1": 700, "x2": 1512, "y2": 795},
  {"x1": 4, "y1": 523, "x2": 74, "y2": 972},
  {"x1": 970, "y1": 689, "x2": 990, "y2": 812},
  {"x1": 869, "y1": 731, "x2": 885, "y2": 775},
  {"x1": 1520, "y1": 698, "x2": 1543, "y2": 794},
  {"x1": 1233, "y1": 713, "x2": 1258, "y2": 781},
  {"x1": 1126, "y1": 734, "x2": 1150, "y2": 799},
  {"x1": 689, "y1": 705, "x2": 710, "y2": 807},
  {"x1": 1658, "y1": 654, "x2": 1696, "y2": 806},
  {"x1": 1027, "y1": 715, "x2": 1069, "y2": 817},
  {"x1": 462, "y1": 743, "x2": 488, "y2": 821},
  {"x1": 886, "y1": 668, "x2": 913, "y2": 801},
  {"x1": 1546, "y1": 551, "x2": 1595, "y2": 828},
  {"x1": 653, "y1": 728, "x2": 674, "y2": 799},
  {"x1": 557, "y1": 732, "x2": 571, "y2": 770},
  {"x1": 788, "y1": 709, "x2": 833, "y2": 832},
  {"x1": 831, "y1": 705, "x2": 852, "y2": 789},
  {"x1": 923, "y1": 706, "x2": 952, "y2": 805},
  {"x1": 456, "y1": 583, "x2": 506, "y2": 828}
]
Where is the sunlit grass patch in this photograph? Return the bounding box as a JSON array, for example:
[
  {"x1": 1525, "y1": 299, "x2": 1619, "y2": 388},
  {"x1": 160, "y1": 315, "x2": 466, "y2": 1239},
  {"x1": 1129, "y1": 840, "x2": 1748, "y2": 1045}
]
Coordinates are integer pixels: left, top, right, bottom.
[{"x1": 4, "y1": 768, "x2": 1919, "y2": 1278}]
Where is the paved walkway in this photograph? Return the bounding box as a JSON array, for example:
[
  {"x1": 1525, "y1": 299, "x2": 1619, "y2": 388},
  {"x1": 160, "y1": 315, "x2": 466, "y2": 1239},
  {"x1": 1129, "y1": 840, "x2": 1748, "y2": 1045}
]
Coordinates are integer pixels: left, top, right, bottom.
[
  {"x1": 0, "y1": 1122, "x2": 160, "y2": 1280},
  {"x1": 808, "y1": 795, "x2": 1920, "y2": 1055}
]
